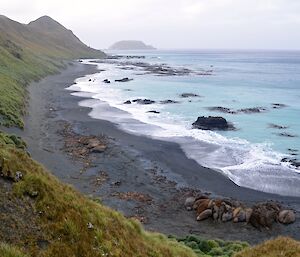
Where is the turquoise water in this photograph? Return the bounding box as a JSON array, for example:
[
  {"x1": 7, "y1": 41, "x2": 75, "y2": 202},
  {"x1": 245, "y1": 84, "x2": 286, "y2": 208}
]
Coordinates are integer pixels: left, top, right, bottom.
[
  {"x1": 67, "y1": 50, "x2": 300, "y2": 196},
  {"x1": 108, "y1": 50, "x2": 300, "y2": 153}
]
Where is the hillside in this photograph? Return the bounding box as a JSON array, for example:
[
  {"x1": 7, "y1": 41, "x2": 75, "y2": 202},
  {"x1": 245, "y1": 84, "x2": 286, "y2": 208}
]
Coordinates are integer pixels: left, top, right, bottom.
[
  {"x1": 0, "y1": 15, "x2": 105, "y2": 128},
  {"x1": 0, "y1": 132, "x2": 196, "y2": 257},
  {"x1": 0, "y1": 15, "x2": 298, "y2": 257},
  {"x1": 109, "y1": 40, "x2": 156, "y2": 50}
]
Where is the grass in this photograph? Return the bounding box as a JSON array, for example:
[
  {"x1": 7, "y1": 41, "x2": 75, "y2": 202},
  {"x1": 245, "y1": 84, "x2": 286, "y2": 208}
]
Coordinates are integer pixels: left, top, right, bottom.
[
  {"x1": 234, "y1": 237, "x2": 300, "y2": 257},
  {"x1": 170, "y1": 235, "x2": 249, "y2": 257},
  {"x1": 0, "y1": 243, "x2": 27, "y2": 257},
  {"x1": 0, "y1": 15, "x2": 105, "y2": 128},
  {"x1": 0, "y1": 133, "x2": 196, "y2": 257}
]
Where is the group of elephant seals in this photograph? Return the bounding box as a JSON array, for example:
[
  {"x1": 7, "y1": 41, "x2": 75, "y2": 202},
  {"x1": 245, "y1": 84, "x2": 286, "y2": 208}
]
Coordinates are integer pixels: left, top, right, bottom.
[{"x1": 184, "y1": 196, "x2": 296, "y2": 230}]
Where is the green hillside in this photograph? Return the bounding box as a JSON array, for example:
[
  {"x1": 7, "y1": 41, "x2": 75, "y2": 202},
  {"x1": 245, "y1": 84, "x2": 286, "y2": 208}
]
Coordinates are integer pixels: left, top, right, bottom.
[
  {"x1": 0, "y1": 15, "x2": 298, "y2": 257},
  {"x1": 0, "y1": 133, "x2": 196, "y2": 257},
  {"x1": 0, "y1": 15, "x2": 105, "y2": 128}
]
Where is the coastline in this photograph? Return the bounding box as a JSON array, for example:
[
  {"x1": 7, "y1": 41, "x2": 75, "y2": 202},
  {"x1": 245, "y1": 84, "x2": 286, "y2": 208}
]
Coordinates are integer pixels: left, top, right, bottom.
[{"x1": 3, "y1": 62, "x2": 299, "y2": 244}]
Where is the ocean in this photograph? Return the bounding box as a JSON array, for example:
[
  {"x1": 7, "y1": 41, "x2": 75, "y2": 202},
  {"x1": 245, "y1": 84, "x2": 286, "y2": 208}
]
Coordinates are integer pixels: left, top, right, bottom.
[{"x1": 67, "y1": 50, "x2": 300, "y2": 197}]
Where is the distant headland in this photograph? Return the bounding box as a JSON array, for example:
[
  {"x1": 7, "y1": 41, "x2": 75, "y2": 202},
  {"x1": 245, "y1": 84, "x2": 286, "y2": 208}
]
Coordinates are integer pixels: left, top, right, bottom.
[{"x1": 109, "y1": 40, "x2": 156, "y2": 50}]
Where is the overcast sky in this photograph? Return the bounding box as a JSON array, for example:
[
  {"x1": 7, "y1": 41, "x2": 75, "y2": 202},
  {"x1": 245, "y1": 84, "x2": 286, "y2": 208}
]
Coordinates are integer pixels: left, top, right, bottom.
[{"x1": 1, "y1": 0, "x2": 300, "y2": 50}]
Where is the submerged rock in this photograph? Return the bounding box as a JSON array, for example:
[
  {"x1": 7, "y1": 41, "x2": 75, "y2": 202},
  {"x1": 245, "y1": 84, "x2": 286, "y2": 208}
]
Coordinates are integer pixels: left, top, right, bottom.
[
  {"x1": 103, "y1": 79, "x2": 111, "y2": 84},
  {"x1": 115, "y1": 77, "x2": 133, "y2": 82},
  {"x1": 281, "y1": 157, "x2": 300, "y2": 168},
  {"x1": 192, "y1": 116, "x2": 235, "y2": 131},
  {"x1": 147, "y1": 110, "x2": 160, "y2": 114},
  {"x1": 160, "y1": 100, "x2": 179, "y2": 104},
  {"x1": 207, "y1": 106, "x2": 237, "y2": 114},
  {"x1": 180, "y1": 93, "x2": 200, "y2": 98},
  {"x1": 268, "y1": 123, "x2": 289, "y2": 129},
  {"x1": 238, "y1": 107, "x2": 267, "y2": 114},
  {"x1": 132, "y1": 99, "x2": 155, "y2": 105},
  {"x1": 123, "y1": 100, "x2": 131, "y2": 104},
  {"x1": 276, "y1": 132, "x2": 298, "y2": 138},
  {"x1": 272, "y1": 103, "x2": 288, "y2": 109}
]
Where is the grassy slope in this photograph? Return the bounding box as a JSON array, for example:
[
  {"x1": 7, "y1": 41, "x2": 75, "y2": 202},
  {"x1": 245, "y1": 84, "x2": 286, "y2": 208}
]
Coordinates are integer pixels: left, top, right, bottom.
[
  {"x1": 0, "y1": 135, "x2": 196, "y2": 257},
  {"x1": 234, "y1": 237, "x2": 300, "y2": 257},
  {"x1": 0, "y1": 15, "x2": 299, "y2": 257},
  {"x1": 0, "y1": 15, "x2": 105, "y2": 128}
]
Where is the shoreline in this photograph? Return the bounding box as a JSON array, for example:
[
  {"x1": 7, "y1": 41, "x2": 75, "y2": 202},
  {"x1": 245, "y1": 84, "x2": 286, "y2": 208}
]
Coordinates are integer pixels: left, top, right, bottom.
[{"x1": 3, "y1": 62, "x2": 299, "y2": 244}]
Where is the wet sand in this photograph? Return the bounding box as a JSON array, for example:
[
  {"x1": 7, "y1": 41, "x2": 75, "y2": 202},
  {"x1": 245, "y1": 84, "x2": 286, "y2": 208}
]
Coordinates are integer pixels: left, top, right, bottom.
[{"x1": 3, "y1": 62, "x2": 299, "y2": 244}]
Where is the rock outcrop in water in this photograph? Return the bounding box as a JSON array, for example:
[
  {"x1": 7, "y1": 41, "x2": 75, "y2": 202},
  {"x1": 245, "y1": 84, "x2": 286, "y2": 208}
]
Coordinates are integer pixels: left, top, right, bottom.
[
  {"x1": 132, "y1": 99, "x2": 155, "y2": 105},
  {"x1": 192, "y1": 116, "x2": 235, "y2": 130},
  {"x1": 160, "y1": 100, "x2": 179, "y2": 104},
  {"x1": 268, "y1": 123, "x2": 289, "y2": 129},
  {"x1": 115, "y1": 77, "x2": 133, "y2": 82},
  {"x1": 180, "y1": 93, "x2": 201, "y2": 98},
  {"x1": 271, "y1": 103, "x2": 288, "y2": 109},
  {"x1": 238, "y1": 107, "x2": 267, "y2": 114},
  {"x1": 207, "y1": 106, "x2": 237, "y2": 114}
]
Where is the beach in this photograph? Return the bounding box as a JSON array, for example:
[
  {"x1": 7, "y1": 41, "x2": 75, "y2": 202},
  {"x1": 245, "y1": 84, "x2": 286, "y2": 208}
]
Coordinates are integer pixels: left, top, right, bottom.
[{"x1": 3, "y1": 61, "x2": 299, "y2": 244}]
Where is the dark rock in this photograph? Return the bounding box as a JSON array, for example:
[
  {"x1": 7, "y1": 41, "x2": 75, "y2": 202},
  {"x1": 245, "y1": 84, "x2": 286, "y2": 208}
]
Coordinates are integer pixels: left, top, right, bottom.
[
  {"x1": 115, "y1": 77, "x2": 133, "y2": 82},
  {"x1": 281, "y1": 158, "x2": 300, "y2": 168},
  {"x1": 238, "y1": 107, "x2": 267, "y2": 114},
  {"x1": 192, "y1": 116, "x2": 235, "y2": 131},
  {"x1": 37, "y1": 239, "x2": 49, "y2": 250},
  {"x1": 148, "y1": 110, "x2": 160, "y2": 114},
  {"x1": 103, "y1": 79, "x2": 111, "y2": 84},
  {"x1": 207, "y1": 106, "x2": 237, "y2": 114},
  {"x1": 288, "y1": 148, "x2": 298, "y2": 152},
  {"x1": 132, "y1": 99, "x2": 155, "y2": 105},
  {"x1": 180, "y1": 93, "x2": 200, "y2": 98},
  {"x1": 272, "y1": 103, "x2": 288, "y2": 109},
  {"x1": 160, "y1": 100, "x2": 179, "y2": 104},
  {"x1": 88, "y1": 79, "x2": 92, "y2": 82},
  {"x1": 268, "y1": 123, "x2": 289, "y2": 129},
  {"x1": 276, "y1": 132, "x2": 298, "y2": 138},
  {"x1": 123, "y1": 100, "x2": 132, "y2": 104}
]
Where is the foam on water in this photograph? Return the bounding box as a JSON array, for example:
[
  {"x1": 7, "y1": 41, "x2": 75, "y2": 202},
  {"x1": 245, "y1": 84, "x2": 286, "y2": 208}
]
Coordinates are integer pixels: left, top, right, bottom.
[{"x1": 66, "y1": 58, "x2": 300, "y2": 197}]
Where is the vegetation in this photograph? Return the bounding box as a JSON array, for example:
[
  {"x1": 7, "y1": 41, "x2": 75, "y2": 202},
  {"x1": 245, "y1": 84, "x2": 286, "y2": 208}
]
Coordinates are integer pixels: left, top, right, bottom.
[
  {"x1": 0, "y1": 243, "x2": 27, "y2": 257},
  {"x1": 0, "y1": 131, "x2": 196, "y2": 257},
  {"x1": 234, "y1": 237, "x2": 300, "y2": 257},
  {"x1": 0, "y1": 15, "x2": 105, "y2": 127},
  {"x1": 170, "y1": 235, "x2": 249, "y2": 257},
  {"x1": 0, "y1": 15, "x2": 299, "y2": 257}
]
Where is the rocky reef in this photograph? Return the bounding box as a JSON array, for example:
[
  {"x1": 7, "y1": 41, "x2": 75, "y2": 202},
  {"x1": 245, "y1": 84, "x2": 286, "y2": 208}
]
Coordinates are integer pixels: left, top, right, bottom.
[{"x1": 192, "y1": 116, "x2": 235, "y2": 131}]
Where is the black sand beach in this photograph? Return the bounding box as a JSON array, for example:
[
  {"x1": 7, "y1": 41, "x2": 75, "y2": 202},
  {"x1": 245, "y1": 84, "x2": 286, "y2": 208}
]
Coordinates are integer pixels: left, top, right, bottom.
[{"x1": 3, "y1": 62, "x2": 300, "y2": 244}]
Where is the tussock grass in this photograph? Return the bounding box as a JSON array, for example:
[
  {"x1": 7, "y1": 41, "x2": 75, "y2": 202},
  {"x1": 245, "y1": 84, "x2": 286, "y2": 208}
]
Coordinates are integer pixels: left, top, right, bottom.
[
  {"x1": 170, "y1": 235, "x2": 249, "y2": 257},
  {"x1": 0, "y1": 15, "x2": 105, "y2": 127},
  {"x1": 0, "y1": 136, "x2": 196, "y2": 257},
  {"x1": 0, "y1": 243, "x2": 27, "y2": 257},
  {"x1": 234, "y1": 237, "x2": 300, "y2": 257}
]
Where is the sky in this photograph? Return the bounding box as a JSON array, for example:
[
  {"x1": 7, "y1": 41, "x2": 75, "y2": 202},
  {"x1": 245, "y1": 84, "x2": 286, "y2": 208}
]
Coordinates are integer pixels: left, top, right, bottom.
[{"x1": 1, "y1": 0, "x2": 300, "y2": 50}]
